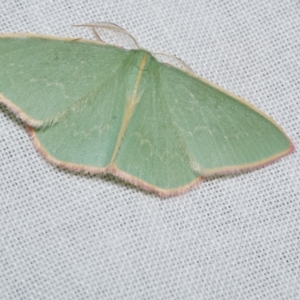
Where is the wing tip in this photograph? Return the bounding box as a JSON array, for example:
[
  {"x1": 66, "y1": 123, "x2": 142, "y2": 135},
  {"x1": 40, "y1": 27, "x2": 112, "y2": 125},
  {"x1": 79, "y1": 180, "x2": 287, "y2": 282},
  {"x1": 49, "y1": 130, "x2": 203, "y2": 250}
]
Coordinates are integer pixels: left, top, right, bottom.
[{"x1": 202, "y1": 139, "x2": 295, "y2": 177}]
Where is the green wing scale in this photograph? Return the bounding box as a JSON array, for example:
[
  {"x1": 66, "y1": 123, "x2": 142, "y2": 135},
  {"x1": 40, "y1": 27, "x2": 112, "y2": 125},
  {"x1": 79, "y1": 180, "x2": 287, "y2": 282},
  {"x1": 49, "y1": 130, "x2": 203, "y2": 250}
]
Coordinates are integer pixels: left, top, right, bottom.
[{"x1": 0, "y1": 34, "x2": 294, "y2": 196}]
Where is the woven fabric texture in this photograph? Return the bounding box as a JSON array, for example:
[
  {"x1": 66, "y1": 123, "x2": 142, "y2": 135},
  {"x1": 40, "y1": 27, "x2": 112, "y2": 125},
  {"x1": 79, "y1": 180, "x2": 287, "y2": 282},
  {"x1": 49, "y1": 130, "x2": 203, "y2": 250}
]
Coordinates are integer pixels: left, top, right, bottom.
[{"x1": 0, "y1": 1, "x2": 299, "y2": 299}]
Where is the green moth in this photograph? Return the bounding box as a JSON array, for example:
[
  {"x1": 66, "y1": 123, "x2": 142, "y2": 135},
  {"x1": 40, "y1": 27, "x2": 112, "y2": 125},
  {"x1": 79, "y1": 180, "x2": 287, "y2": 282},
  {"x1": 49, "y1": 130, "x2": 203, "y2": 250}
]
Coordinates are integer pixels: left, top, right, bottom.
[{"x1": 0, "y1": 24, "x2": 294, "y2": 197}]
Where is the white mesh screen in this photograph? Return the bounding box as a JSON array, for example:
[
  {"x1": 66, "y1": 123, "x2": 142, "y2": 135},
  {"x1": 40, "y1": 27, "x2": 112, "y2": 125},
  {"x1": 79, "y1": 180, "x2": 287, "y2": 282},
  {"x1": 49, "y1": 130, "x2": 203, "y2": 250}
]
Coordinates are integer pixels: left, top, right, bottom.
[{"x1": 0, "y1": 1, "x2": 299, "y2": 299}]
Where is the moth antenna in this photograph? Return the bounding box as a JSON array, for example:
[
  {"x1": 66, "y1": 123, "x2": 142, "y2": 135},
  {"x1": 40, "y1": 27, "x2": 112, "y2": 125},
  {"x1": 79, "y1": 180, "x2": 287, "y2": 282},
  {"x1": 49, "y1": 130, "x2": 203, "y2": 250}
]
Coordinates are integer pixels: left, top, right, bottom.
[
  {"x1": 152, "y1": 51, "x2": 194, "y2": 73},
  {"x1": 73, "y1": 22, "x2": 141, "y2": 48},
  {"x1": 91, "y1": 26, "x2": 105, "y2": 42}
]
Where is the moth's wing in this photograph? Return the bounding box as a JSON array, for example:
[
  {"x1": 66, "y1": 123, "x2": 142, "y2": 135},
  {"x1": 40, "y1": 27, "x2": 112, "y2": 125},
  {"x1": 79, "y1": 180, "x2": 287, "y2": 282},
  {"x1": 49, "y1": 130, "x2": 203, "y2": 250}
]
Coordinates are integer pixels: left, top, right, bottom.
[
  {"x1": 0, "y1": 35, "x2": 131, "y2": 126},
  {"x1": 155, "y1": 65, "x2": 293, "y2": 175},
  {"x1": 30, "y1": 59, "x2": 131, "y2": 170},
  {"x1": 113, "y1": 58, "x2": 293, "y2": 196},
  {"x1": 0, "y1": 34, "x2": 134, "y2": 169},
  {"x1": 113, "y1": 59, "x2": 204, "y2": 196}
]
